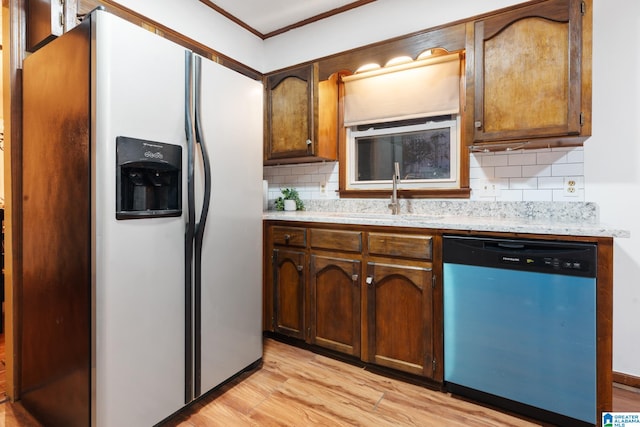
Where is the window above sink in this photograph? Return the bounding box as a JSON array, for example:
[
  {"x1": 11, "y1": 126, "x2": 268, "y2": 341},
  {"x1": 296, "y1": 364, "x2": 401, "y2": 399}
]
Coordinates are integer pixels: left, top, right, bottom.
[{"x1": 346, "y1": 115, "x2": 461, "y2": 191}]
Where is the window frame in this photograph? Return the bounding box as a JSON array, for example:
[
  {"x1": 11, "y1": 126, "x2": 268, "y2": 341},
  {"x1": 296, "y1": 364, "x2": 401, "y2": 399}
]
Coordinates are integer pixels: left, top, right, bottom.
[
  {"x1": 338, "y1": 115, "x2": 471, "y2": 199},
  {"x1": 345, "y1": 116, "x2": 461, "y2": 191}
]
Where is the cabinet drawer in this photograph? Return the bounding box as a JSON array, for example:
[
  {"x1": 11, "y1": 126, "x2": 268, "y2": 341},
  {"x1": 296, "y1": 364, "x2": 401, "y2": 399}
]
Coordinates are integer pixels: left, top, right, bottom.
[
  {"x1": 310, "y1": 229, "x2": 363, "y2": 253},
  {"x1": 272, "y1": 226, "x2": 307, "y2": 247},
  {"x1": 368, "y1": 233, "x2": 432, "y2": 260}
]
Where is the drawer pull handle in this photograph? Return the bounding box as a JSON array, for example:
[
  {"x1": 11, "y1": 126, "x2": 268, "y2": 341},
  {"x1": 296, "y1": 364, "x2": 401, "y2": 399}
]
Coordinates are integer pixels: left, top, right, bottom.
[{"x1": 284, "y1": 234, "x2": 291, "y2": 242}]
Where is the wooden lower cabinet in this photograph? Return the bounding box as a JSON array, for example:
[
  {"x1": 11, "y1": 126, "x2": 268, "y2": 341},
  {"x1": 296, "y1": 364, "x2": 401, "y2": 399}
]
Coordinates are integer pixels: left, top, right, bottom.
[
  {"x1": 364, "y1": 261, "x2": 434, "y2": 378},
  {"x1": 272, "y1": 248, "x2": 306, "y2": 339},
  {"x1": 266, "y1": 222, "x2": 438, "y2": 381},
  {"x1": 308, "y1": 255, "x2": 361, "y2": 357}
]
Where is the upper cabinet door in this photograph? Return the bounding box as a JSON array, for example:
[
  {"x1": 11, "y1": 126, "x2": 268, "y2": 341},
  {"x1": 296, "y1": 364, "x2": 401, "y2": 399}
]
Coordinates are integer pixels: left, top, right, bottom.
[
  {"x1": 264, "y1": 63, "x2": 339, "y2": 165},
  {"x1": 265, "y1": 65, "x2": 315, "y2": 160},
  {"x1": 27, "y1": 0, "x2": 78, "y2": 51},
  {"x1": 472, "y1": 0, "x2": 590, "y2": 146}
]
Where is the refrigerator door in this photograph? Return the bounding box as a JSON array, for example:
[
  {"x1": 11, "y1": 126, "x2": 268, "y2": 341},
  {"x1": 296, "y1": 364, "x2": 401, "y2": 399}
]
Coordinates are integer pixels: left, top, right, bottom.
[
  {"x1": 195, "y1": 56, "x2": 264, "y2": 396},
  {"x1": 92, "y1": 11, "x2": 187, "y2": 426}
]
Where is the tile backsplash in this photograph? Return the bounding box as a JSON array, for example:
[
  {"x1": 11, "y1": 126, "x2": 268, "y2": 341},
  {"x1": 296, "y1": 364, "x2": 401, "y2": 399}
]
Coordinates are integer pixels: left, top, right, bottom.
[
  {"x1": 264, "y1": 161, "x2": 341, "y2": 202},
  {"x1": 470, "y1": 147, "x2": 584, "y2": 202},
  {"x1": 263, "y1": 147, "x2": 584, "y2": 204}
]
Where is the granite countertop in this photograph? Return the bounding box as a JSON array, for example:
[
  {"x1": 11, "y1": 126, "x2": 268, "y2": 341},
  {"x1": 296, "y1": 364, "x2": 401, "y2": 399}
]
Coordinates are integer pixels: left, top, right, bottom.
[{"x1": 262, "y1": 200, "x2": 630, "y2": 238}]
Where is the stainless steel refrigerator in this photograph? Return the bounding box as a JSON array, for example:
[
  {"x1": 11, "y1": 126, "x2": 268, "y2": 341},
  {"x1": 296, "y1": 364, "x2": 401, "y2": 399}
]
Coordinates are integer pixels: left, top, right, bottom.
[{"x1": 21, "y1": 9, "x2": 263, "y2": 426}]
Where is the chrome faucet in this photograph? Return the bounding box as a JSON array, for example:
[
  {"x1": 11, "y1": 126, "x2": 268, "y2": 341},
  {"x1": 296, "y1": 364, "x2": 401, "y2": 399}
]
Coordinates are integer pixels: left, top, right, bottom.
[{"x1": 388, "y1": 162, "x2": 401, "y2": 215}]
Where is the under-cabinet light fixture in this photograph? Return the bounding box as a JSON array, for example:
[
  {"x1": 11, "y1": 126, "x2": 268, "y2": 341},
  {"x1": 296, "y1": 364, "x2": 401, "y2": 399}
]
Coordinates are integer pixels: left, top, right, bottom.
[
  {"x1": 355, "y1": 63, "x2": 381, "y2": 73},
  {"x1": 354, "y1": 48, "x2": 453, "y2": 75},
  {"x1": 385, "y1": 56, "x2": 413, "y2": 67},
  {"x1": 417, "y1": 48, "x2": 449, "y2": 60}
]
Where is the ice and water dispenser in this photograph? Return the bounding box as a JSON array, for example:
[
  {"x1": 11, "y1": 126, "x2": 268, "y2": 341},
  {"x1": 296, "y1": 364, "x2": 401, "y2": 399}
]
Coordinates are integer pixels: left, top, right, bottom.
[{"x1": 116, "y1": 136, "x2": 182, "y2": 219}]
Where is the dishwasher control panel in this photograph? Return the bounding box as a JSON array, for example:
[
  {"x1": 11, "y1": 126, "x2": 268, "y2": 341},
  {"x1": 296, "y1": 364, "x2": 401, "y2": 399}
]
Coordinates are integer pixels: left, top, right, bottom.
[
  {"x1": 443, "y1": 235, "x2": 597, "y2": 278},
  {"x1": 499, "y1": 254, "x2": 591, "y2": 274}
]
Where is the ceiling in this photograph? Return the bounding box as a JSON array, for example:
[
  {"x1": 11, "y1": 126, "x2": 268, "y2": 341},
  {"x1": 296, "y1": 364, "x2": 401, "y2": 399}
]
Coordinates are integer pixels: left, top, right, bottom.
[{"x1": 200, "y1": 0, "x2": 376, "y2": 39}]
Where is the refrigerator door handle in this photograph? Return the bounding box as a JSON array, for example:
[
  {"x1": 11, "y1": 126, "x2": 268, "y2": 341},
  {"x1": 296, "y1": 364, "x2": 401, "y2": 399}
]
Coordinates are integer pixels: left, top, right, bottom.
[
  {"x1": 192, "y1": 54, "x2": 212, "y2": 399},
  {"x1": 184, "y1": 50, "x2": 197, "y2": 404}
]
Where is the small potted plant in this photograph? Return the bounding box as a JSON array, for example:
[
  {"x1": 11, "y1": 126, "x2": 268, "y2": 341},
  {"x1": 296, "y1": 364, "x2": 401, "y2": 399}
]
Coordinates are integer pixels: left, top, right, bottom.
[{"x1": 275, "y1": 188, "x2": 304, "y2": 211}]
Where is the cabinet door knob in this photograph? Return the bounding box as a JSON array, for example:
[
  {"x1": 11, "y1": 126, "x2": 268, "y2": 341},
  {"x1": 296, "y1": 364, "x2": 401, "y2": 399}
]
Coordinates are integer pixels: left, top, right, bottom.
[
  {"x1": 351, "y1": 274, "x2": 359, "y2": 282},
  {"x1": 474, "y1": 121, "x2": 482, "y2": 129},
  {"x1": 365, "y1": 276, "x2": 373, "y2": 285},
  {"x1": 284, "y1": 234, "x2": 291, "y2": 242},
  {"x1": 297, "y1": 265, "x2": 303, "y2": 272},
  {"x1": 306, "y1": 139, "x2": 312, "y2": 146}
]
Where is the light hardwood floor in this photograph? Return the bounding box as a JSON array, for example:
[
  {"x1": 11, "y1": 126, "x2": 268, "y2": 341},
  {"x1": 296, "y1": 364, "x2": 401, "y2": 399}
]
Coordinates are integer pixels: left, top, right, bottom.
[
  {"x1": 1, "y1": 337, "x2": 639, "y2": 426},
  {"x1": 162, "y1": 338, "x2": 542, "y2": 427}
]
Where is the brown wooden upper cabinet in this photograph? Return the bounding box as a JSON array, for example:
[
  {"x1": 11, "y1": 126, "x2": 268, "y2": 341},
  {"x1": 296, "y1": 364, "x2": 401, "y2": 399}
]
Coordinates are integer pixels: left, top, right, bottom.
[
  {"x1": 27, "y1": 0, "x2": 78, "y2": 51},
  {"x1": 470, "y1": 0, "x2": 592, "y2": 149},
  {"x1": 264, "y1": 63, "x2": 339, "y2": 165}
]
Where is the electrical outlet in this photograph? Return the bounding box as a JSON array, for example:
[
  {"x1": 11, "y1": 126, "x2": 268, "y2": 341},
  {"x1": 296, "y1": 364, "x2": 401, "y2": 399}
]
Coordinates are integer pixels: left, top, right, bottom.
[
  {"x1": 564, "y1": 177, "x2": 578, "y2": 197},
  {"x1": 477, "y1": 180, "x2": 499, "y2": 197}
]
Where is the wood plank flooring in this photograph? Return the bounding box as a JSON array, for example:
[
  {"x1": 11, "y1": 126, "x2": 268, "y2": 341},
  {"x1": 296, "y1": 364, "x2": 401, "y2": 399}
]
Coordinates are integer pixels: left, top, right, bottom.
[
  {"x1": 164, "y1": 338, "x2": 543, "y2": 427},
  {"x1": 1, "y1": 337, "x2": 639, "y2": 426}
]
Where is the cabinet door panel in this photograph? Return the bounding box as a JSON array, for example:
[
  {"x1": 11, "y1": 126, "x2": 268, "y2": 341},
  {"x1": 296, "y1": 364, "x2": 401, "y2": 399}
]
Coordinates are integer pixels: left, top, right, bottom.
[
  {"x1": 473, "y1": 0, "x2": 583, "y2": 143},
  {"x1": 366, "y1": 262, "x2": 433, "y2": 377},
  {"x1": 273, "y1": 249, "x2": 306, "y2": 339},
  {"x1": 267, "y1": 66, "x2": 313, "y2": 159},
  {"x1": 483, "y1": 18, "x2": 569, "y2": 134},
  {"x1": 309, "y1": 255, "x2": 361, "y2": 357},
  {"x1": 27, "y1": 0, "x2": 64, "y2": 51}
]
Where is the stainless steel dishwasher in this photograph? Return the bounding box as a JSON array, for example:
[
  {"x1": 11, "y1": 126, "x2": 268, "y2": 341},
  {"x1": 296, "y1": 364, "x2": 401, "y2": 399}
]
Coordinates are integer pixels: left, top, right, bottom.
[{"x1": 442, "y1": 235, "x2": 597, "y2": 426}]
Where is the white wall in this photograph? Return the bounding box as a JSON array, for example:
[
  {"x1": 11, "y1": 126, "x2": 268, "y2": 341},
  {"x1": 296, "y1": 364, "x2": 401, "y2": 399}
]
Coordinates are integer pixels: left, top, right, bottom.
[
  {"x1": 587, "y1": 0, "x2": 640, "y2": 377},
  {"x1": 263, "y1": 0, "x2": 523, "y2": 72},
  {"x1": 127, "y1": 0, "x2": 639, "y2": 377},
  {"x1": 112, "y1": 0, "x2": 265, "y2": 72}
]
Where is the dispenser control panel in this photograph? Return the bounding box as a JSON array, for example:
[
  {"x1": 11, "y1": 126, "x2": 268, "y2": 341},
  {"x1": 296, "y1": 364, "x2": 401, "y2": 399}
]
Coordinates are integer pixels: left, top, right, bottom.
[{"x1": 115, "y1": 136, "x2": 182, "y2": 219}]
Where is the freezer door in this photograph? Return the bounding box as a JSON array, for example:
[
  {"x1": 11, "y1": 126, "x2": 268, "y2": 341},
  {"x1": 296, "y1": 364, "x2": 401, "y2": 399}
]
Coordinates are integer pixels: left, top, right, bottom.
[
  {"x1": 92, "y1": 11, "x2": 187, "y2": 426},
  {"x1": 195, "y1": 57, "x2": 264, "y2": 396}
]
